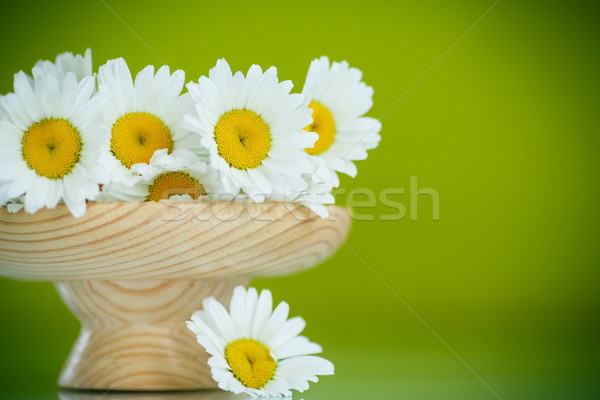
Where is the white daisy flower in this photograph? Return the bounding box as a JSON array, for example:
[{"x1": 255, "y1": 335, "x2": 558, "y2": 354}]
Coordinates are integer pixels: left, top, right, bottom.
[
  {"x1": 0, "y1": 64, "x2": 108, "y2": 217},
  {"x1": 301, "y1": 56, "x2": 382, "y2": 187},
  {"x1": 0, "y1": 95, "x2": 7, "y2": 120},
  {"x1": 233, "y1": 174, "x2": 335, "y2": 218},
  {"x1": 184, "y1": 59, "x2": 318, "y2": 201},
  {"x1": 5, "y1": 195, "x2": 24, "y2": 213},
  {"x1": 271, "y1": 176, "x2": 335, "y2": 218},
  {"x1": 99, "y1": 148, "x2": 227, "y2": 202},
  {"x1": 235, "y1": 175, "x2": 334, "y2": 218},
  {"x1": 34, "y1": 48, "x2": 93, "y2": 84},
  {"x1": 97, "y1": 58, "x2": 200, "y2": 186},
  {"x1": 187, "y1": 286, "x2": 334, "y2": 397}
]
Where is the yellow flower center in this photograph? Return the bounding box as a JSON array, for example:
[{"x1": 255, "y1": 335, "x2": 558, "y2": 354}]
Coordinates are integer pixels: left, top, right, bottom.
[
  {"x1": 225, "y1": 338, "x2": 277, "y2": 389},
  {"x1": 111, "y1": 112, "x2": 173, "y2": 168},
  {"x1": 21, "y1": 118, "x2": 82, "y2": 179},
  {"x1": 304, "y1": 101, "x2": 336, "y2": 155},
  {"x1": 146, "y1": 171, "x2": 205, "y2": 202},
  {"x1": 214, "y1": 110, "x2": 271, "y2": 170}
]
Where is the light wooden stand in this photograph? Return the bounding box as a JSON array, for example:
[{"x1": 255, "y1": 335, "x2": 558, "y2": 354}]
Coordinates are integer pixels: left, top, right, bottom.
[
  {"x1": 56, "y1": 278, "x2": 246, "y2": 390},
  {"x1": 0, "y1": 202, "x2": 350, "y2": 391}
]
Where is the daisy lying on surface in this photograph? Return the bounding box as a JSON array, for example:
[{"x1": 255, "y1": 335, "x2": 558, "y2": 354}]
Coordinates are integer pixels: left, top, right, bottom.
[
  {"x1": 0, "y1": 50, "x2": 381, "y2": 219},
  {"x1": 187, "y1": 286, "x2": 334, "y2": 397}
]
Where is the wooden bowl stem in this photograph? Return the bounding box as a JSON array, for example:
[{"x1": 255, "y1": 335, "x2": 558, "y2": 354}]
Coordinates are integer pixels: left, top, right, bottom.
[
  {"x1": 0, "y1": 202, "x2": 351, "y2": 391},
  {"x1": 55, "y1": 277, "x2": 247, "y2": 391}
]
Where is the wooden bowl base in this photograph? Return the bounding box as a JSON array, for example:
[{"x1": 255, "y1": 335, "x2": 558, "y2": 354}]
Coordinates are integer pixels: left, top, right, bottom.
[
  {"x1": 55, "y1": 277, "x2": 247, "y2": 391},
  {"x1": 0, "y1": 202, "x2": 352, "y2": 391}
]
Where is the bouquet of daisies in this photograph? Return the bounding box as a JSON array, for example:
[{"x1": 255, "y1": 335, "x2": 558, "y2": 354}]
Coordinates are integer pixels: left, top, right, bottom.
[{"x1": 0, "y1": 50, "x2": 381, "y2": 218}]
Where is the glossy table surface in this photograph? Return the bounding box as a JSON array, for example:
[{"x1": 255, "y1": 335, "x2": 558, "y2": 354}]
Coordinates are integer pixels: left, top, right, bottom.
[{"x1": 2, "y1": 343, "x2": 597, "y2": 400}]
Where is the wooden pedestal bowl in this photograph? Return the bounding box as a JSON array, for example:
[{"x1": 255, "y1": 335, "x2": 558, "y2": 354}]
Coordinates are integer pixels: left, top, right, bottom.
[{"x1": 0, "y1": 201, "x2": 351, "y2": 391}]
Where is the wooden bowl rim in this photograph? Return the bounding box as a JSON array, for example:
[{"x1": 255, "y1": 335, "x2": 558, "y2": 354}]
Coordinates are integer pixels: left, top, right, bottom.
[{"x1": 0, "y1": 201, "x2": 351, "y2": 281}]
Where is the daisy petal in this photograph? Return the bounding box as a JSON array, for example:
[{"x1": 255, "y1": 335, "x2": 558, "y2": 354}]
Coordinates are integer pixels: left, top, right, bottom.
[{"x1": 186, "y1": 286, "x2": 334, "y2": 397}]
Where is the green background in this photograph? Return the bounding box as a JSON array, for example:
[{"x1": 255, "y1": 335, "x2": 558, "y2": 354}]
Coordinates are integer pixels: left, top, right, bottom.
[{"x1": 1, "y1": 0, "x2": 599, "y2": 398}]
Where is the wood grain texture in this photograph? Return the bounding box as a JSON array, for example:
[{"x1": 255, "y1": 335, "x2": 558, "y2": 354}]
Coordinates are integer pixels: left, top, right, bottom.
[
  {"x1": 0, "y1": 202, "x2": 351, "y2": 281},
  {"x1": 56, "y1": 278, "x2": 247, "y2": 391},
  {"x1": 0, "y1": 202, "x2": 350, "y2": 391},
  {"x1": 0, "y1": 202, "x2": 351, "y2": 391}
]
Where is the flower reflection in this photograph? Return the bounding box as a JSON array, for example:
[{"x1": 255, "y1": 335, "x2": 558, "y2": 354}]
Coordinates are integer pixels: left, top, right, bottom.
[{"x1": 58, "y1": 390, "x2": 245, "y2": 400}]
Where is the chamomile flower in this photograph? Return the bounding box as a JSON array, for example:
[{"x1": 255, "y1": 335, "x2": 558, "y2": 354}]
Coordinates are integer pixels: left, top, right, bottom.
[
  {"x1": 0, "y1": 65, "x2": 107, "y2": 217},
  {"x1": 187, "y1": 286, "x2": 334, "y2": 397},
  {"x1": 34, "y1": 48, "x2": 93, "y2": 83},
  {"x1": 99, "y1": 148, "x2": 226, "y2": 202},
  {"x1": 184, "y1": 59, "x2": 318, "y2": 201},
  {"x1": 269, "y1": 176, "x2": 335, "y2": 218},
  {"x1": 0, "y1": 97, "x2": 6, "y2": 121},
  {"x1": 98, "y1": 58, "x2": 199, "y2": 186},
  {"x1": 5, "y1": 195, "x2": 24, "y2": 213},
  {"x1": 301, "y1": 56, "x2": 381, "y2": 187}
]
